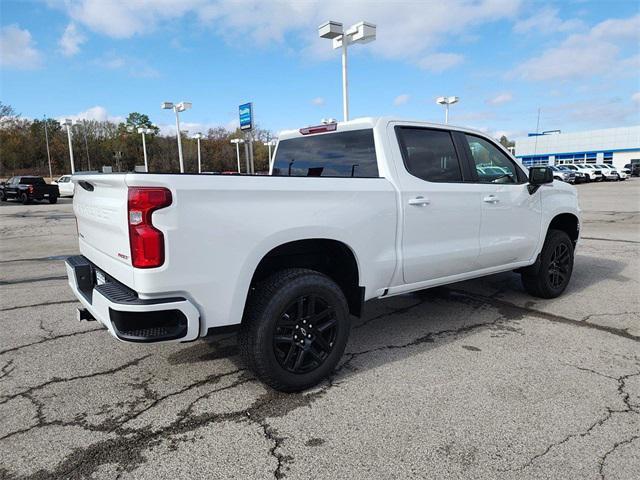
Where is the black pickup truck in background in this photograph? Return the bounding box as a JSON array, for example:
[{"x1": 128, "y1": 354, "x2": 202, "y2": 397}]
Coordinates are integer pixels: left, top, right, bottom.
[{"x1": 0, "y1": 176, "x2": 60, "y2": 204}]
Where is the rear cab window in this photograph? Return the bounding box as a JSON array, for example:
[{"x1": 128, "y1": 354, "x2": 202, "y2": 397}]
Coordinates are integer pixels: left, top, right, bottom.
[
  {"x1": 19, "y1": 177, "x2": 45, "y2": 185},
  {"x1": 272, "y1": 129, "x2": 378, "y2": 177}
]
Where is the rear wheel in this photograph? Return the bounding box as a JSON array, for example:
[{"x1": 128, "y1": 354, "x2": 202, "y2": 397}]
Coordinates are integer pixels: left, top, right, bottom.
[
  {"x1": 521, "y1": 229, "x2": 574, "y2": 299},
  {"x1": 49, "y1": 196, "x2": 58, "y2": 204},
  {"x1": 239, "y1": 268, "x2": 350, "y2": 392},
  {"x1": 20, "y1": 193, "x2": 30, "y2": 205}
]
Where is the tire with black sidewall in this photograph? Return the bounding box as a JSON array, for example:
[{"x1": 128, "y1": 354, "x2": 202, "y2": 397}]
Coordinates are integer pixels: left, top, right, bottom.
[
  {"x1": 21, "y1": 193, "x2": 30, "y2": 205},
  {"x1": 49, "y1": 196, "x2": 58, "y2": 204},
  {"x1": 0, "y1": 191, "x2": 5, "y2": 202},
  {"x1": 239, "y1": 268, "x2": 351, "y2": 392},
  {"x1": 521, "y1": 229, "x2": 574, "y2": 299}
]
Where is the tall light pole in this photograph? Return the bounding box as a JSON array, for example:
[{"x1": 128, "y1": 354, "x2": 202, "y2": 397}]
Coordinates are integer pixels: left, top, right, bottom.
[
  {"x1": 138, "y1": 127, "x2": 153, "y2": 172},
  {"x1": 43, "y1": 116, "x2": 53, "y2": 180},
  {"x1": 161, "y1": 101, "x2": 192, "y2": 173},
  {"x1": 81, "y1": 119, "x2": 91, "y2": 170},
  {"x1": 194, "y1": 133, "x2": 203, "y2": 173},
  {"x1": 63, "y1": 119, "x2": 75, "y2": 174},
  {"x1": 264, "y1": 140, "x2": 277, "y2": 169},
  {"x1": 319, "y1": 21, "x2": 376, "y2": 122},
  {"x1": 436, "y1": 96, "x2": 459, "y2": 124},
  {"x1": 230, "y1": 138, "x2": 244, "y2": 173}
]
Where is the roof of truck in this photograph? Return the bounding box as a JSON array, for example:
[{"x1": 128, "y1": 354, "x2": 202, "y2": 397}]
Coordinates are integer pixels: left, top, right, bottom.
[{"x1": 278, "y1": 117, "x2": 493, "y2": 141}]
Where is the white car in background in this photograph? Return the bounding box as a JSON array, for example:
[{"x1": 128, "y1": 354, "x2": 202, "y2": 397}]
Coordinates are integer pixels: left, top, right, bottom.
[
  {"x1": 54, "y1": 175, "x2": 74, "y2": 196},
  {"x1": 595, "y1": 164, "x2": 623, "y2": 181},
  {"x1": 573, "y1": 164, "x2": 602, "y2": 182}
]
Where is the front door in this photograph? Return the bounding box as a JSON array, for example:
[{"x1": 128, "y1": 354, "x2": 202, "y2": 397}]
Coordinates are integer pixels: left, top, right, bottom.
[{"x1": 462, "y1": 134, "x2": 542, "y2": 268}]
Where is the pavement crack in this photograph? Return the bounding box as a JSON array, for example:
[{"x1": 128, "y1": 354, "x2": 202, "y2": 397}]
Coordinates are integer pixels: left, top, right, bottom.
[
  {"x1": 0, "y1": 355, "x2": 150, "y2": 407},
  {"x1": 0, "y1": 275, "x2": 68, "y2": 286},
  {"x1": 0, "y1": 359, "x2": 15, "y2": 381},
  {"x1": 0, "y1": 299, "x2": 78, "y2": 313},
  {"x1": 260, "y1": 421, "x2": 291, "y2": 479},
  {"x1": 597, "y1": 435, "x2": 640, "y2": 479},
  {"x1": 581, "y1": 236, "x2": 640, "y2": 245},
  {"x1": 0, "y1": 326, "x2": 101, "y2": 356}
]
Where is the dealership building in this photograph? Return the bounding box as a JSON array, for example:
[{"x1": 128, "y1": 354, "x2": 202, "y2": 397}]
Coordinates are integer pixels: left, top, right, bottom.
[{"x1": 514, "y1": 126, "x2": 640, "y2": 170}]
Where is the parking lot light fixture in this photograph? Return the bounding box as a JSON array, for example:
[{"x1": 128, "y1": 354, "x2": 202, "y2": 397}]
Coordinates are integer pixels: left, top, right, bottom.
[
  {"x1": 264, "y1": 140, "x2": 277, "y2": 167},
  {"x1": 137, "y1": 127, "x2": 154, "y2": 172},
  {"x1": 230, "y1": 138, "x2": 244, "y2": 173},
  {"x1": 194, "y1": 133, "x2": 203, "y2": 173},
  {"x1": 436, "y1": 96, "x2": 459, "y2": 124},
  {"x1": 319, "y1": 20, "x2": 376, "y2": 122},
  {"x1": 162, "y1": 101, "x2": 192, "y2": 173},
  {"x1": 63, "y1": 119, "x2": 76, "y2": 174}
]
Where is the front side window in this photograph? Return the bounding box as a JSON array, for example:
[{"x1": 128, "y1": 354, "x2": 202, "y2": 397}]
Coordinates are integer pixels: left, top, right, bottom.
[
  {"x1": 272, "y1": 129, "x2": 378, "y2": 177},
  {"x1": 465, "y1": 134, "x2": 522, "y2": 184},
  {"x1": 396, "y1": 127, "x2": 463, "y2": 182}
]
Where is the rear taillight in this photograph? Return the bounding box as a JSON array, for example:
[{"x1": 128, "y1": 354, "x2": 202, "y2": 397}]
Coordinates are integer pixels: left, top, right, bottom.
[
  {"x1": 128, "y1": 187, "x2": 172, "y2": 268},
  {"x1": 28, "y1": 185, "x2": 34, "y2": 193}
]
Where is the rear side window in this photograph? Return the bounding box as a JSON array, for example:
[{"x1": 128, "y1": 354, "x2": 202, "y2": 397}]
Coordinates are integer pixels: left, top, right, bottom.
[
  {"x1": 396, "y1": 127, "x2": 463, "y2": 182},
  {"x1": 272, "y1": 129, "x2": 378, "y2": 177}
]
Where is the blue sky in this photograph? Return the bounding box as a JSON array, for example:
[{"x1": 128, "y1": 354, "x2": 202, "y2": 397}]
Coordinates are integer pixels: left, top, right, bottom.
[{"x1": 1, "y1": 0, "x2": 639, "y2": 140}]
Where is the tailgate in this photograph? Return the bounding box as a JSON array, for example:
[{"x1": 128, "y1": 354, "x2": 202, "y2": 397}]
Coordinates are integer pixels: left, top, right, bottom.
[{"x1": 73, "y1": 174, "x2": 134, "y2": 284}]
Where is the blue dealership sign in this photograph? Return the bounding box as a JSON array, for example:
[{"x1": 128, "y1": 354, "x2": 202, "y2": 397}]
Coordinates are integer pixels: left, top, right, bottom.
[{"x1": 239, "y1": 102, "x2": 253, "y2": 131}]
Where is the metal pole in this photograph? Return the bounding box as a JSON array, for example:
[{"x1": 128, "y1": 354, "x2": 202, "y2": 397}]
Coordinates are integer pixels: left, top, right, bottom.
[
  {"x1": 244, "y1": 136, "x2": 250, "y2": 174},
  {"x1": 248, "y1": 132, "x2": 255, "y2": 174},
  {"x1": 83, "y1": 120, "x2": 91, "y2": 170},
  {"x1": 267, "y1": 143, "x2": 272, "y2": 164},
  {"x1": 445, "y1": 104, "x2": 449, "y2": 124},
  {"x1": 174, "y1": 107, "x2": 184, "y2": 173},
  {"x1": 197, "y1": 137, "x2": 202, "y2": 173},
  {"x1": 342, "y1": 37, "x2": 349, "y2": 121},
  {"x1": 235, "y1": 143, "x2": 241, "y2": 173},
  {"x1": 141, "y1": 132, "x2": 148, "y2": 172},
  {"x1": 66, "y1": 124, "x2": 76, "y2": 174},
  {"x1": 43, "y1": 117, "x2": 53, "y2": 181}
]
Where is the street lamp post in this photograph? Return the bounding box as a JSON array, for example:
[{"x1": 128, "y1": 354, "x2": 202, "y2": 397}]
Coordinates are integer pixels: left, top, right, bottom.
[
  {"x1": 318, "y1": 21, "x2": 376, "y2": 122},
  {"x1": 264, "y1": 140, "x2": 277, "y2": 170},
  {"x1": 43, "y1": 116, "x2": 53, "y2": 181},
  {"x1": 161, "y1": 101, "x2": 192, "y2": 173},
  {"x1": 230, "y1": 138, "x2": 244, "y2": 173},
  {"x1": 436, "y1": 96, "x2": 459, "y2": 124},
  {"x1": 63, "y1": 119, "x2": 76, "y2": 174},
  {"x1": 138, "y1": 127, "x2": 153, "y2": 172},
  {"x1": 194, "y1": 133, "x2": 203, "y2": 173}
]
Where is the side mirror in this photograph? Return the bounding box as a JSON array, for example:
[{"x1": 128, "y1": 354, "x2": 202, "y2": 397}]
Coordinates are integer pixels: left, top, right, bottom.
[{"x1": 528, "y1": 166, "x2": 553, "y2": 194}]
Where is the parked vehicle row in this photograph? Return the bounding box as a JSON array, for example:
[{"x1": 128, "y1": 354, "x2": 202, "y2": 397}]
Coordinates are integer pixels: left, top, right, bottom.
[
  {"x1": 0, "y1": 176, "x2": 59, "y2": 204},
  {"x1": 551, "y1": 163, "x2": 631, "y2": 184}
]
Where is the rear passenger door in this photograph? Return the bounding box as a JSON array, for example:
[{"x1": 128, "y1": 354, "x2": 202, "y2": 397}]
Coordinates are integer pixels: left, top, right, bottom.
[
  {"x1": 461, "y1": 134, "x2": 541, "y2": 268},
  {"x1": 392, "y1": 126, "x2": 483, "y2": 284}
]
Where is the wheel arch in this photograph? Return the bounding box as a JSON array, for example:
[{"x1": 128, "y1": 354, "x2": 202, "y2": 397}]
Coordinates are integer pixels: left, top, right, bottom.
[
  {"x1": 248, "y1": 238, "x2": 364, "y2": 318},
  {"x1": 547, "y1": 213, "x2": 580, "y2": 247}
]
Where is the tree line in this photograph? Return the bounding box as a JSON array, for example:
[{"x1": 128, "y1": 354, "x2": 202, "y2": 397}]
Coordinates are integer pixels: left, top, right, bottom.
[{"x1": 0, "y1": 102, "x2": 275, "y2": 179}]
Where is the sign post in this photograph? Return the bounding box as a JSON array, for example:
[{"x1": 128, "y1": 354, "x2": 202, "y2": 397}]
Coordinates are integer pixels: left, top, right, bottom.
[{"x1": 239, "y1": 102, "x2": 255, "y2": 174}]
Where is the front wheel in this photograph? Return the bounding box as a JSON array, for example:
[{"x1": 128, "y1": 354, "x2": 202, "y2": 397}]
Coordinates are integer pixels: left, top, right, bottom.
[
  {"x1": 521, "y1": 229, "x2": 574, "y2": 299},
  {"x1": 0, "y1": 191, "x2": 5, "y2": 202},
  {"x1": 239, "y1": 268, "x2": 351, "y2": 392}
]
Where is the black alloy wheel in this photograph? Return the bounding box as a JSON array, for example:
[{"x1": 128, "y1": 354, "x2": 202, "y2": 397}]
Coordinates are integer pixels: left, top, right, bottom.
[
  {"x1": 547, "y1": 243, "x2": 571, "y2": 289},
  {"x1": 273, "y1": 294, "x2": 338, "y2": 374}
]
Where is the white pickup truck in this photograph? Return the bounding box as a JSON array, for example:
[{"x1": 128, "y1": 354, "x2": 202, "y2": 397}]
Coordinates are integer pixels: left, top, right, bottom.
[{"x1": 66, "y1": 117, "x2": 580, "y2": 391}]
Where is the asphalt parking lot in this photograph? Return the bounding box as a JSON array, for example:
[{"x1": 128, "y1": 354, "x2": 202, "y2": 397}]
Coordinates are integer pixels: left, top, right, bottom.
[{"x1": 1, "y1": 180, "x2": 638, "y2": 480}]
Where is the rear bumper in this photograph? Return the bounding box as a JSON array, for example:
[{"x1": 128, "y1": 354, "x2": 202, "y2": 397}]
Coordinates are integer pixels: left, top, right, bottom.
[{"x1": 65, "y1": 255, "x2": 200, "y2": 343}]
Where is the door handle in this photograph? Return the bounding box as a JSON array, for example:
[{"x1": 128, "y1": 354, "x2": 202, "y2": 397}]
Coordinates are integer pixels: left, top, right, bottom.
[
  {"x1": 483, "y1": 195, "x2": 499, "y2": 204},
  {"x1": 408, "y1": 196, "x2": 430, "y2": 206}
]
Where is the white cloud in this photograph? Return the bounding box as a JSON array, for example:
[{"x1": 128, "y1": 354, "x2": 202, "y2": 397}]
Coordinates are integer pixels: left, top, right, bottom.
[
  {"x1": 513, "y1": 8, "x2": 584, "y2": 34},
  {"x1": 0, "y1": 25, "x2": 42, "y2": 69},
  {"x1": 58, "y1": 106, "x2": 123, "y2": 123},
  {"x1": 486, "y1": 92, "x2": 513, "y2": 105},
  {"x1": 56, "y1": 0, "x2": 521, "y2": 69},
  {"x1": 513, "y1": 14, "x2": 640, "y2": 81},
  {"x1": 418, "y1": 52, "x2": 464, "y2": 72},
  {"x1": 633, "y1": 92, "x2": 640, "y2": 104},
  {"x1": 59, "y1": 22, "x2": 86, "y2": 56},
  {"x1": 94, "y1": 52, "x2": 159, "y2": 78},
  {"x1": 311, "y1": 97, "x2": 325, "y2": 106},
  {"x1": 393, "y1": 94, "x2": 410, "y2": 106}
]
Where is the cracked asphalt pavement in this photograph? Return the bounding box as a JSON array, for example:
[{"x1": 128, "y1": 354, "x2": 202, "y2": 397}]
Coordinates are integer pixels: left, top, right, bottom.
[{"x1": 1, "y1": 180, "x2": 639, "y2": 479}]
